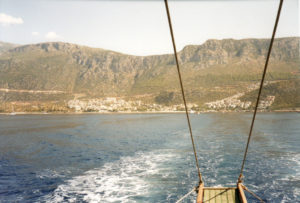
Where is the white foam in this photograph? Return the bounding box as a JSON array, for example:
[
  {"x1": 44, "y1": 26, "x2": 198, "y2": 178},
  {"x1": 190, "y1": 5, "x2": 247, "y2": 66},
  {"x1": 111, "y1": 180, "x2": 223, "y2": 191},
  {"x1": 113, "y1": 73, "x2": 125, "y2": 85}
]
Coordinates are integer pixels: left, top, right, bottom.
[
  {"x1": 42, "y1": 150, "x2": 179, "y2": 202},
  {"x1": 40, "y1": 144, "x2": 300, "y2": 202},
  {"x1": 36, "y1": 169, "x2": 65, "y2": 179},
  {"x1": 283, "y1": 153, "x2": 300, "y2": 201}
]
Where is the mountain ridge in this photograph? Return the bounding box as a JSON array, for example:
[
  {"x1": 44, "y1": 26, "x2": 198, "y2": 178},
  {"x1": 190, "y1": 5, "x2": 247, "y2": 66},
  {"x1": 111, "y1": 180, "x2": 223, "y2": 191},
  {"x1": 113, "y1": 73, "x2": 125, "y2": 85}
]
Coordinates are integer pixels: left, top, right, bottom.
[
  {"x1": 0, "y1": 37, "x2": 299, "y2": 112},
  {"x1": 0, "y1": 41, "x2": 19, "y2": 54},
  {"x1": 5, "y1": 36, "x2": 300, "y2": 57}
]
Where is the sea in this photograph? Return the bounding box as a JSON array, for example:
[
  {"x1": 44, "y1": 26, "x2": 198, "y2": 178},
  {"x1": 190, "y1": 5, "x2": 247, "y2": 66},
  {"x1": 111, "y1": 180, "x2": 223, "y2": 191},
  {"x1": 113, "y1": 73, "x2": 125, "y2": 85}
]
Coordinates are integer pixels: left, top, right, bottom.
[{"x1": 0, "y1": 113, "x2": 299, "y2": 202}]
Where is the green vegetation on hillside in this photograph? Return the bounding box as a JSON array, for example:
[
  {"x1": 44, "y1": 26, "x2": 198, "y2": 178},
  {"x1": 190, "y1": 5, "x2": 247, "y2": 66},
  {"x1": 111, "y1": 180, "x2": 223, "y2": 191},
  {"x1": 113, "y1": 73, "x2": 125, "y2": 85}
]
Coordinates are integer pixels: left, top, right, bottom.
[
  {"x1": 0, "y1": 37, "x2": 299, "y2": 112},
  {"x1": 240, "y1": 79, "x2": 300, "y2": 110}
]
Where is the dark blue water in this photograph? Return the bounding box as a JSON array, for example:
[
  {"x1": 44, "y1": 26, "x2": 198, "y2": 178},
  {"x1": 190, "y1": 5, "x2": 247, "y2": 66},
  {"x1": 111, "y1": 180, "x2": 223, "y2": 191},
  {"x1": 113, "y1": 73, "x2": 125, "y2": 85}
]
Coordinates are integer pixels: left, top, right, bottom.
[{"x1": 0, "y1": 113, "x2": 299, "y2": 202}]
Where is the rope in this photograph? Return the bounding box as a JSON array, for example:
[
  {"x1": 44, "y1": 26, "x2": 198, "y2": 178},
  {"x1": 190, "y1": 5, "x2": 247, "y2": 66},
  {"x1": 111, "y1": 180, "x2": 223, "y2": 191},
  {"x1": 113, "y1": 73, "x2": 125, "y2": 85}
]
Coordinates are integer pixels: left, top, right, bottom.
[
  {"x1": 238, "y1": 0, "x2": 284, "y2": 183},
  {"x1": 164, "y1": 0, "x2": 203, "y2": 183},
  {"x1": 243, "y1": 185, "x2": 265, "y2": 203},
  {"x1": 175, "y1": 187, "x2": 197, "y2": 203}
]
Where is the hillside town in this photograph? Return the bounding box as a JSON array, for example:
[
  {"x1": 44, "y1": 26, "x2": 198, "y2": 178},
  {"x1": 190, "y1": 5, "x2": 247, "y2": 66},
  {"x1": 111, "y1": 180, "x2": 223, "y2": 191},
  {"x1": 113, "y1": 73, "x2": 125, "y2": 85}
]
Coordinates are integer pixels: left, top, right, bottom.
[
  {"x1": 205, "y1": 93, "x2": 252, "y2": 110},
  {"x1": 67, "y1": 81, "x2": 277, "y2": 113},
  {"x1": 205, "y1": 94, "x2": 275, "y2": 110},
  {"x1": 68, "y1": 92, "x2": 276, "y2": 113},
  {"x1": 67, "y1": 97, "x2": 198, "y2": 113},
  {"x1": 205, "y1": 82, "x2": 276, "y2": 111}
]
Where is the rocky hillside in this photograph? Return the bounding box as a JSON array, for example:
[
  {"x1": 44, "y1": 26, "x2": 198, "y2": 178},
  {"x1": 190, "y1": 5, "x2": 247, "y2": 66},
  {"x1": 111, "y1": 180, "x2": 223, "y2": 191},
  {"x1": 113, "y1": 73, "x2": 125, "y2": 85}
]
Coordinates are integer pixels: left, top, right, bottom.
[
  {"x1": 0, "y1": 41, "x2": 18, "y2": 54},
  {"x1": 0, "y1": 37, "x2": 299, "y2": 112}
]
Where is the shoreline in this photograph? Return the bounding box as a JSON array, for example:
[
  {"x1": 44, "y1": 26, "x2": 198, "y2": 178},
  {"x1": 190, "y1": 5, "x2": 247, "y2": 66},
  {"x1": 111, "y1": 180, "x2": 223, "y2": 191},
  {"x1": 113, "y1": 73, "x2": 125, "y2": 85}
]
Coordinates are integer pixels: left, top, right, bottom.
[{"x1": 0, "y1": 109, "x2": 299, "y2": 115}]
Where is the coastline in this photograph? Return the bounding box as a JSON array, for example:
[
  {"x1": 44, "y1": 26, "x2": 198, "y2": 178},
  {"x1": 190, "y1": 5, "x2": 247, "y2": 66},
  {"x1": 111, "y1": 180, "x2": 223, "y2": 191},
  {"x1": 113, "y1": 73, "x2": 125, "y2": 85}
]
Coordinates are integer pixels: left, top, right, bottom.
[{"x1": 0, "y1": 109, "x2": 299, "y2": 115}]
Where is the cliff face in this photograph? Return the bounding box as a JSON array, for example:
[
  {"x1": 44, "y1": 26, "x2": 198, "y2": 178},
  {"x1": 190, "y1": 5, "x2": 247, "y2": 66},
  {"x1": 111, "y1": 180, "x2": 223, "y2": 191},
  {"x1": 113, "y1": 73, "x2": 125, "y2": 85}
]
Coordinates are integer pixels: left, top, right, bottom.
[
  {"x1": 178, "y1": 38, "x2": 299, "y2": 67},
  {"x1": 0, "y1": 37, "x2": 299, "y2": 100}
]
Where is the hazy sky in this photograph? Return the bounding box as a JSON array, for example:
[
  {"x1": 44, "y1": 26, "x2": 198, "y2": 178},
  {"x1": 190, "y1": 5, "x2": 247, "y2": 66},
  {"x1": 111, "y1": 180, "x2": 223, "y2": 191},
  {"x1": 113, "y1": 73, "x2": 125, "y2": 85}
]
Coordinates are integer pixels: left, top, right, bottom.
[{"x1": 0, "y1": 0, "x2": 299, "y2": 55}]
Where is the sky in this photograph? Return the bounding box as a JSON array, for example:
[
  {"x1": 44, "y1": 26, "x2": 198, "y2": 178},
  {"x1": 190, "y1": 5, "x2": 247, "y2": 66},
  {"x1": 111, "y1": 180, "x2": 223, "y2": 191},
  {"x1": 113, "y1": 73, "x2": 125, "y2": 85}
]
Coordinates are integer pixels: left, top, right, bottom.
[{"x1": 0, "y1": 0, "x2": 299, "y2": 56}]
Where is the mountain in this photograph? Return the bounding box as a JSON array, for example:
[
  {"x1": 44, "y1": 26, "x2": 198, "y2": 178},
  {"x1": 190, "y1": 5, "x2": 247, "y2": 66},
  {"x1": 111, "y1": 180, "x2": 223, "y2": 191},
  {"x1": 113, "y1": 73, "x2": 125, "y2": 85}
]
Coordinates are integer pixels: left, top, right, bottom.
[
  {"x1": 0, "y1": 37, "x2": 299, "y2": 112},
  {"x1": 0, "y1": 41, "x2": 19, "y2": 54}
]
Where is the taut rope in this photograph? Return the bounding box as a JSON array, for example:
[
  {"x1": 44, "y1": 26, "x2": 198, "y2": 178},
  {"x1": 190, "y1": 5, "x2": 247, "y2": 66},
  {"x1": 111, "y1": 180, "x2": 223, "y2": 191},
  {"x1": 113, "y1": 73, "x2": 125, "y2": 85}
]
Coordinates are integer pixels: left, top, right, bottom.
[
  {"x1": 164, "y1": 0, "x2": 203, "y2": 183},
  {"x1": 175, "y1": 187, "x2": 197, "y2": 203},
  {"x1": 238, "y1": 0, "x2": 284, "y2": 183},
  {"x1": 242, "y1": 185, "x2": 265, "y2": 203}
]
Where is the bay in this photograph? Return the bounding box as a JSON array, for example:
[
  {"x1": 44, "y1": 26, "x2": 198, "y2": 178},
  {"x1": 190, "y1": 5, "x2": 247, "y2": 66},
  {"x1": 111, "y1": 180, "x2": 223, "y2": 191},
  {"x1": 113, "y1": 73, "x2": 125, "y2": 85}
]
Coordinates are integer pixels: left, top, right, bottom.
[{"x1": 0, "y1": 113, "x2": 299, "y2": 202}]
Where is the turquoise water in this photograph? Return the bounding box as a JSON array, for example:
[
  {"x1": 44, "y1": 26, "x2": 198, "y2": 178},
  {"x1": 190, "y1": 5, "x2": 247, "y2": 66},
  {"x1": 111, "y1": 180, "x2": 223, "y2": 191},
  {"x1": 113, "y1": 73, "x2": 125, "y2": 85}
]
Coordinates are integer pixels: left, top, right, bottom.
[{"x1": 0, "y1": 113, "x2": 299, "y2": 202}]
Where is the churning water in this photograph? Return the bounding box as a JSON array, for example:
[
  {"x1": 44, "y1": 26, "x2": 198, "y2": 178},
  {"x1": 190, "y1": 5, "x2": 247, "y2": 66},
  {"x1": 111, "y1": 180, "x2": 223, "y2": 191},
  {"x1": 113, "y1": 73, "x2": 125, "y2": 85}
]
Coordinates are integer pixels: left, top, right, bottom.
[{"x1": 0, "y1": 113, "x2": 299, "y2": 202}]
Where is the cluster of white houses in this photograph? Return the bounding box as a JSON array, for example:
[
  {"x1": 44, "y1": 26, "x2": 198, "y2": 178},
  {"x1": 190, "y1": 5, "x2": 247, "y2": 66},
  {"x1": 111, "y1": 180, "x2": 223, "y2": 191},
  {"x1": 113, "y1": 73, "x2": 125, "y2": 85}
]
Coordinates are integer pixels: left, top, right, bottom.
[
  {"x1": 68, "y1": 93, "x2": 275, "y2": 112},
  {"x1": 205, "y1": 81, "x2": 277, "y2": 110},
  {"x1": 68, "y1": 97, "x2": 140, "y2": 112},
  {"x1": 68, "y1": 97, "x2": 198, "y2": 112},
  {"x1": 258, "y1": 95, "x2": 276, "y2": 109},
  {"x1": 205, "y1": 93, "x2": 275, "y2": 110},
  {"x1": 205, "y1": 93, "x2": 252, "y2": 110}
]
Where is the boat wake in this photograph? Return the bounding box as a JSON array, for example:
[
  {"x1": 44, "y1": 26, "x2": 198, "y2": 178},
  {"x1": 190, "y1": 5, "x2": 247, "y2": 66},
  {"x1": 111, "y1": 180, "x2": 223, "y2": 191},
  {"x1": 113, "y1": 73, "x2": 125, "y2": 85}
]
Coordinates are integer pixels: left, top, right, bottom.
[
  {"x1": 41, "y1": 149, "x2": 195, "y2": 203},
  {"x1": 39, "y1": 131, "x2": 300, "y2": 202}
]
